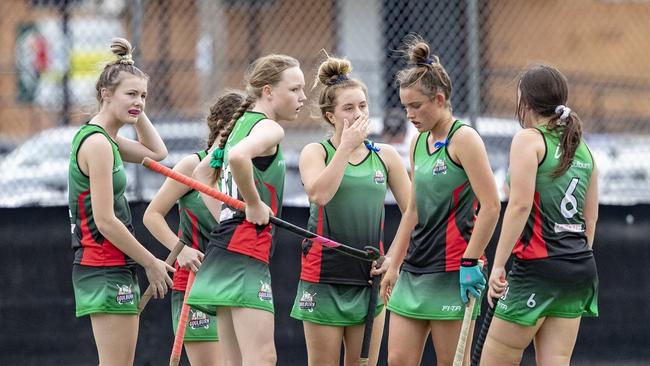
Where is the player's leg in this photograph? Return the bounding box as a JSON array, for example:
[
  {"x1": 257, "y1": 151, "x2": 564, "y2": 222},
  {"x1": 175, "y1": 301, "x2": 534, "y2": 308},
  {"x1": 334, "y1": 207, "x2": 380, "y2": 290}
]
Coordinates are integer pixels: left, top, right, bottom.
[
  {"x1": 185, "y1": 341, "x2": 220, "y2": 366},
  {"x1": 231, "y1": 307, "x2": 276, "y2": 366},
  {"x1": 480, "y1": 317, "x2": 542, "y2": 366},
  {"x1": 429, "y1": 319, "x2": 477, "y2": 366},
  {"x1": 533, "y1": 316, "x2": 581, "y2": 366},
  {"x1": 386, "y1": 313, "x2": 430, "y2": 366},
  {"x1": 341, "y1": 308, "x2": 386, "y2": 366},
  {"x1": 303, "y1": 321, "x2": 344, "y2": 366},
  {"x1": 216, "y1": 306, "x2": 242, "y2": 366},
  {"x1": 90, "y1": 314, "x2": 138, "y2": 366}
]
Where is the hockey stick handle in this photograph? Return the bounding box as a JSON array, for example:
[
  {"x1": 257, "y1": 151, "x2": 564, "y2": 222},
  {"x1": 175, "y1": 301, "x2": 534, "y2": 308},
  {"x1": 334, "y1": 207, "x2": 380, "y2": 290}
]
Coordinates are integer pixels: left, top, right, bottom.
[
  {"x1": 470, "y1": 298, "x2": 498, "y2": 366},
  {"x1": 359, "y1": 273, "x2": 381, "y2": 365},
  {"x1": 138, "y1": 240, "x2": 185, "y2": 314},
  {"x1": 142, "y1": 157, "x2": 378, "y2": 262},
  {"x1": 169, "y1": 270, "x2": 197, "y2": 366},
  {"x1": 452, "y1": 260, "x2": 485, "y2": 366}
]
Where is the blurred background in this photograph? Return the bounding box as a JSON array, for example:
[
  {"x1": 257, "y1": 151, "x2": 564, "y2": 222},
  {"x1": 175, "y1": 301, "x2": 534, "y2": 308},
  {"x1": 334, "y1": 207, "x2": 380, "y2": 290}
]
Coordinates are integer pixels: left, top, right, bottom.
[
  {"x1": 2, "y1": 0, "x2": 650, "y2": 206},
  {"x1": 0, "y1": 0, "x2": 649, "y2": 365}
]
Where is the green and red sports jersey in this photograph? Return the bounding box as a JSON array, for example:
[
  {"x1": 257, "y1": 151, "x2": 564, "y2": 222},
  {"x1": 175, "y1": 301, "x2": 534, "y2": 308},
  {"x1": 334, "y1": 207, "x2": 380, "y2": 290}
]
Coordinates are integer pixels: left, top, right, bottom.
[
  {"x1": 300, "y1": 140, "x2": 388, "y2": 286},
  {"x1": 68, "y1": 124, "x2": 134, "y2": 266},
  {"x1": 174, "y1": 150, "x2": 219, "y2": 291},
  {"x1": 210, "y1": 112, "x2": 285, "y2": 263},
  {"x1": 512, "y1": 125, "x2": 594, "y2": 260},
  {"x1": 403, "y1": 120, "x2": 483, "y2": 273}
]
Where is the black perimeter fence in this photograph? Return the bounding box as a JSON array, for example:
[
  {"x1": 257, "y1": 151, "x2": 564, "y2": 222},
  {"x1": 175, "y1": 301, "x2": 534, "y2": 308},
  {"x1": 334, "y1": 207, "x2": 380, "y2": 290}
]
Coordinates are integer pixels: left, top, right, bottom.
[{"x1": 1, "y1": 203, "x2": 649, "y2": 365}]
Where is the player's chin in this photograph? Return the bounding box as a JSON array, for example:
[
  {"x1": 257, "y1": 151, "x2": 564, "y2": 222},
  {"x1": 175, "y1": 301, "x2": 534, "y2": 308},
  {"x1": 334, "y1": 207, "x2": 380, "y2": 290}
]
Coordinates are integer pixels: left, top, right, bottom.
[
  {"x1": 123, "y1": 115, "x2": 139, "y2": 124},
  {"x1": 282, "y1": 111, "x2": 300, "y2": 122}
]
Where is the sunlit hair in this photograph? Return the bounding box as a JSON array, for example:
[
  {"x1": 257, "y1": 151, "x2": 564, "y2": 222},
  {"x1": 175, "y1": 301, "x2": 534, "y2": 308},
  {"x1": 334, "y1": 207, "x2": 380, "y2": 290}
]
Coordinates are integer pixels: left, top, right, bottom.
[
  {"x1": 95, "y1": 38, "x2": 148, "y2": 104},
  {"x1": 395, "y1": 34, "x2": 452, "y2": 109},
  {"x1": 213, "y1": 54, "x2": 299, "y2": 180},
  {"x1": 313, "y1": 54, "x2": 368, "y2": 125}
]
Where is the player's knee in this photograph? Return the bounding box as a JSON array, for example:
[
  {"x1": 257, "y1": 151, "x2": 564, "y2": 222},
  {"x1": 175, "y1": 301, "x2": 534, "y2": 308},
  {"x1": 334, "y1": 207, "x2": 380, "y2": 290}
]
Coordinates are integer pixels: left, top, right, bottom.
[
  {"x1": 536, "y1": 354, "x2": 572, "y2": 366},
  {"x1": 435, "y1": 352, "x2": 455, "y2": 366},
  {"x1": 256, "y1": 345, "x2": 277, "y2": 366},
  {"x1": 387, "y1": 351, "x2": 418, "y2": 366},
  {"x1": 480, "y1": 335, "x2": 523, "y2": 366}
]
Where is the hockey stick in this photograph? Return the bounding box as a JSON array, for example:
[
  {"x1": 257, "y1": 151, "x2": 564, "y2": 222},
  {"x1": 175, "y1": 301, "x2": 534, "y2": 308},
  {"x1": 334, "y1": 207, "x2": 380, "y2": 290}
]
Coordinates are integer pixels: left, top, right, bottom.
[
  {"x1": 359, "y1": 263, "x2": 383, "y2": 366},
  {"x1": 138, "y1": 240, "x2": 185, "y2": 315},
  {"x1": 169, "y1": 270, "x2": 197, "y2": 366},
  {"x1": 142, "y1": 157, "x2": 379, "y2": 262},
  {"x1": 452, "y1": 261, "x2": 484, "y2": 366},
  {"x1": 470, "y1": 298, "x2": 499, "y2": 366}
]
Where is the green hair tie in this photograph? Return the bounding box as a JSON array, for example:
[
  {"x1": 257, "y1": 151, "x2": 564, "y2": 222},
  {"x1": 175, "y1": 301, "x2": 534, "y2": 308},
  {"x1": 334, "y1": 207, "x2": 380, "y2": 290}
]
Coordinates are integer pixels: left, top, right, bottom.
[{"x1": 210, "y1": 148, "x2": 225, "y2": 169}]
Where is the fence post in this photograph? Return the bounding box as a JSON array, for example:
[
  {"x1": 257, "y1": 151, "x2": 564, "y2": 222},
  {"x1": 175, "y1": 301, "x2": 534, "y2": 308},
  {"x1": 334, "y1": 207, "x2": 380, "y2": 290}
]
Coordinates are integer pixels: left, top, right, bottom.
[{"x1": 465, "y1": 0, "x2": 480, "y2": 129}]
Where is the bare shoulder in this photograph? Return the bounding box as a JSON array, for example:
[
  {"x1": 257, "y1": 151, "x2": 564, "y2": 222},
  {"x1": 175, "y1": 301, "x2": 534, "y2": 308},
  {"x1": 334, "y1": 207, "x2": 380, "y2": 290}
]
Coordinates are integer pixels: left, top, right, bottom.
[
  {"x1": 173, "y1": 153, "x2": 202, "y2": 175},
  {"x1": 79, "y1": 132, "x2": 113, "y2": 156},
  {"x1": 375, "y1": 143, "x2": 401, "y2": 160},
  {"x1": 299, "y1": 142, "x2": 327, "y2": 162},
  {"x1": 77, "y1": 133, "x2": 114, "y2": 175},
  {"x1": 251, "y1": 118, "x2": 285, "y2": 137},
  {"x1": 512, "y1": 128, "x2": 544, "y2": 146},
  {"x1": 375, "y1": 142, "x2": 399, "y2": 154},
  {"x1": 510, "y1": 128, "x2": 545, "y2": 162},
  {"x1": 452, "y1": 125, "x2": 484, "y2": 145}
]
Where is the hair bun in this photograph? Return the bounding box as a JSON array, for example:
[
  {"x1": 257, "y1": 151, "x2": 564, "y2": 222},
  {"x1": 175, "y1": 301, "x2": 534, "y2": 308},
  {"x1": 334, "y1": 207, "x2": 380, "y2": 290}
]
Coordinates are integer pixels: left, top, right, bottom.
[
  {"x1": 317, "y1": 57, "x2": 352, "y2": 86},
  {"x1": 110, "y1": 37, "x2": 133, "y2": 58}
]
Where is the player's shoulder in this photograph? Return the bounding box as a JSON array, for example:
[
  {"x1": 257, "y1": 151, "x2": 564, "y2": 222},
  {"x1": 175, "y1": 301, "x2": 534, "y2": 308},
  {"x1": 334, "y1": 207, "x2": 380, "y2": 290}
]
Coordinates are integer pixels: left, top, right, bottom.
[{"x1": 173, "y1": 152, "x2": 202, "y2": 175}]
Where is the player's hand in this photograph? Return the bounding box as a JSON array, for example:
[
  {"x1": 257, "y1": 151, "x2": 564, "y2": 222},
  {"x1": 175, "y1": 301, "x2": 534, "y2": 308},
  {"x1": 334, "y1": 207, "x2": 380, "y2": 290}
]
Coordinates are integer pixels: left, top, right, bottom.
[
  {"x1": 373, "y1": 256, "x2": 398, "y2": 303},
  {"x1": 487, "y1": 266, "x2": 508, "y2": 307},
  {"x1": 460, "y1": 258, "x2": 486, "y2": 304},
  {"x1": 245, "y1": 200, "x2": 273, "y2": 225},
  {"x1": 144, "y1": 258, "x2": 174, "y2": 299},
  {"x1": 176, "y1": 245, "x2": 204, "y2": 272},
  {"x1": 339, "y1": 115, "x2": 369, "y2": 152}
]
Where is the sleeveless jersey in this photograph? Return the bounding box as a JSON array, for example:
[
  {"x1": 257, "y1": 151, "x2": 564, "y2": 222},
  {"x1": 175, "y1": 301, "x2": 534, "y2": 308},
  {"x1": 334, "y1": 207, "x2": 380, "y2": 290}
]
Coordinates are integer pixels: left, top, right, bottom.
[
  {"x1": 68, "y1": 124, "x2": 134, "y2": 266},
  {"x1": 301, "y1": 140, "x2": 388, "y2": 286},
  {"x1": 174, "y1": 150, "x2": 219, "y2": 291},
  {"x1": 210, "y1": 111, "x2": 285, "y2": 263},
  {"x1": 403, "y1": 120, "x2": 480, "y2": 273},
  {"x1": 512, "y1": 125, "x2": 594, "y2": 260}
]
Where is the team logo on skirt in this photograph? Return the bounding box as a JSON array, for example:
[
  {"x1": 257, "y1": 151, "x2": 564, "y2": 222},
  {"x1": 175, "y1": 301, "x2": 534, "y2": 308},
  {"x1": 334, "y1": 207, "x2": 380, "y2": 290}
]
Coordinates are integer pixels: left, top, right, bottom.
[
  {"x1": 432, "y1": 159, "x2": 448, "y2": 175},
  {"x1": 188, "y1": 309, "x2": 210, "y2": 329},
  {"x1": 258, "y1": 281, "x2": 273, "y2": 302},
  {"x1": 299, "y1": 291, "x2": 317, "y2": 312},
  {"x1": 115, "y1": 284, "x2": 134, "y2": 304},
  {"x1": 374, "y1": 170, "x2": 386, "y2": 184}
]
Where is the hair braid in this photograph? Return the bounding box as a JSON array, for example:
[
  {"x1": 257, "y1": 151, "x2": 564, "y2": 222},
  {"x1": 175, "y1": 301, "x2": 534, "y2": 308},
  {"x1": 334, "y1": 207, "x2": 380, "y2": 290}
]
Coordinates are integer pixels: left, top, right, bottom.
[
  {"x1": 206, "y1": 92, "x2": 245, "y2": 148},
  {"x1": 212, "y1": 96, "x2": 254, "y2": 181}
]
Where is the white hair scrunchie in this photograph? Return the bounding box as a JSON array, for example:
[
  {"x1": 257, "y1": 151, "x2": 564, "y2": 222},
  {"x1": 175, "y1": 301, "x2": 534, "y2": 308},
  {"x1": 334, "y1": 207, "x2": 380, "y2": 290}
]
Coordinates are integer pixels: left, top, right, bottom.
[
  {"x1": 555, "y1": 105, "x2": 571, "y2": 122},
  {"x1": 118, "y1": 54, "x2": 135, "y2": 65}
]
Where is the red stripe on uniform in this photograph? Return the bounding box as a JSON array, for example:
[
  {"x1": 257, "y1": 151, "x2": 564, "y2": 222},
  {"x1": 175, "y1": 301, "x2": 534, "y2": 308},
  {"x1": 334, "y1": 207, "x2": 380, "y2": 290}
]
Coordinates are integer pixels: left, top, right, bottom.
[
  {"x1": 187, "y1": 209, "x2": 201, "y2": 250},
  {"x1": 173, "y1": 226, "x2": 186, "y2": 291},
  {"x1": 300, "y1": 206, "x2": 324, "y2": 282},
  {"x1": 379, "y1": 220, "x2": 385, "y2": 255},
  {"x1": 445, "y1": 182, "x2": 470, "y2": 271},
  {"x1": 173, "y1": 209, "x2": 202, "y2": 291},
  {"x1": 263, "y1": 182, "x2": 278, "y2": 215},
  {"x1": 513, "y1": 192, "x2": 548, "y2": 259},
  {"x1": 227, "y1": 222, "x2": 273, "y2": 263},
  {"x1": 225, "y1": 182, "x2": 277, "y2": 263},
  {"x1": 78, "y1": 190, "x2": 126, "y2": 266}
]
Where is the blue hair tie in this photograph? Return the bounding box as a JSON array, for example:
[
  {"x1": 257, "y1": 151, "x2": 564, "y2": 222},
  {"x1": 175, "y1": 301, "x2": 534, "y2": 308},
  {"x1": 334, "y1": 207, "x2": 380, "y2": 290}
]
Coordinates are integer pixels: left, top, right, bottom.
[
  {"x1": 364, "y1": 140, "x2": 381, "y2": 153},
  {"x1": 328, "y1": 74, "x2": 349, "y2": 86},
  {"x1": 416, "y1": 58, "x2": 434, "y2": 67},
  {"x1": 209, "y1": 148, "x2": 225, "y2": 168},
  {"x1": 433, "y1": 138, "x2": 448, "y2": 150}
]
